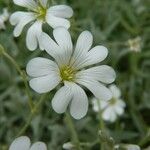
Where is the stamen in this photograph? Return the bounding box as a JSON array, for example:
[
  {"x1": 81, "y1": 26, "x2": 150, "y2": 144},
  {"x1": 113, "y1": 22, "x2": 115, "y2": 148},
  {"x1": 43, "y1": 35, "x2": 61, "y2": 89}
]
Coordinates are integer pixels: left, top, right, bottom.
[{"x1": 60, "y1": 66, "x2": 76, "y2": 81}]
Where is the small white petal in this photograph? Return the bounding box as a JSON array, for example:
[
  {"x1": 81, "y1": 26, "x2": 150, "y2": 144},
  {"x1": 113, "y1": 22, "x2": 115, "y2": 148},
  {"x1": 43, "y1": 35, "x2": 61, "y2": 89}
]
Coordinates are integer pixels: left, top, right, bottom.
[
  {"x1": 9, "y1": 136, "x2": 31, "y2": 150},
  {"x1": 52, "y1": 86, "x2": 72, "y2": 113},
  {"x1": 76, "y1": 65, "x2": 116, "y2": 84},
  {"x1": 70, "y1": 31, "x2": 93, "y2": 68},
  {"x1": 75, "y1": 31, "x2": 93, "y2": 53},
  {"x1": 10, "y1": 12, "x2": 35, "y2": 37},
  {"x1": 29, "y1": 74, "x2": 60, "y2": 93},
  {"x1": 76, "y1": 79, "x2": 112, "y2": 101},
  {"x1": 114, "y1": 105, "x2": 124, "y2": 115},
  {"x1": 30, "y1": 142, "x2": 47, "y2": 150},
  {"x1": 39, "y1": 0, "x2": 48, "y2": 7},
  {"x1": 26, "y1": 57, "x2": 59, "y2": 77},
  {"x1": 109, "y1": 84, "x2": 121, "y2": 98},
  {"x1": 102, "y1": 107, "x2": 117, "y2": 122},
  {"x1": 80, "y1": 46, "x2": 108, "y2": 68},
  {"x1": 91, "y1": 98, "x2": 99, "y2": 112},
  {"x1": 67, "y1": 82, "x2": 88, "y2": 119},
  {"x1": 46, "y1": 14, "x2": 70, "y2": 29},
  {"x1": 53, "y1": 27, "x2": 73, "y2": 65},
  {"x1": 26, "y1": 21, "x2": 43, "y2": 51},
  {"x1": 63, "y1": 142, "x2": 74, "y2": 150},
  {"x1": 48, "y1": 5, "x2": 73, "y2": 18},
  {"x1": 40, "y1": 32, "x2": 60, "y2": 59},
  {"x1": 13, "y1": 0, "x2": 38, "y2": 10},
  {"x1": 53, "y1": 27, "x2": 72, "y2": 50}
]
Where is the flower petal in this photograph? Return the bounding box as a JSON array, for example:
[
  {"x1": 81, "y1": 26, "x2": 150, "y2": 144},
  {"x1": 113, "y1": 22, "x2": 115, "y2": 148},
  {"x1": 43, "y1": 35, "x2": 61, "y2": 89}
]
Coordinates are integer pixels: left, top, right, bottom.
[
  {"x1": 46, "y1": 14, "x2": 70, "y2": 29},
  {"x1": 40, "y1": 33, "x2": 60, "y2": 58},
  {"x1": 26, "y1": 21, "x2": 43, "y2": 51},
  {"x1": 67, "y1": 82, "x2": 88, "y2": 119},
  {"x1": 76, "y1": 65, "x2": 116, "y2": 84},
  {"x1": 9, "y1": 136, "x2": 31, "y2": 150},
  {"x1": 70, "y1": 31, "x2": 93, "y2": 68},
  {"x1": 52, "y1": 85, "x2": 72, "y2": 113},
  {"x1": 26, "y1": 57, "x2": 59, "y2": 77},
  {"x1": 114, "y1": 105, "x2": 124, "y2": 115},
  {"x1": 13, "y1": 0, "x2": 38, "y2": 10},
  {"x1": 80, "y1": 46, "x2": 108, "y2": 68},
  {"x1": 30, "y1": 142, "x2": 47, "y2": 150},
  {"x1": 53, "y1": 27, "x2": 73, "y2": 66},
  {"x1": 109, "y1": 84, "x2": 121, "y2": 98},
  {"x1": 39, "y1": 0, "x2": 48, "y2": 7},
  {"x1": 76, "y1": 79, "x2": 112, "y2": 101},
  {"x1": 10, "y1": 12, "x2": 35, "y2": 37},
  {"x1": 102, "y1": 107, "x2": 117, "y2": 122},
  {"x1": 29, "y1": 74, "x2": 61, "y2": 93},
  {"x1": 48, "y1": 5, "x2": 73, "y2": 18}
]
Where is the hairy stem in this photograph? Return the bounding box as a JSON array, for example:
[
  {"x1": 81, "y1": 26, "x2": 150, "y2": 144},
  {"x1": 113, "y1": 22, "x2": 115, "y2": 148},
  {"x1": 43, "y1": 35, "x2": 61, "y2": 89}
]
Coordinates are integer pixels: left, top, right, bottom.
[
  {"x1": 1, "y1": 46, "x2": 34, "y2": 110},
  {"x1": 17, "y1": 94, "x2": 47, "y2": 137},
  {"x1": 65, "y1": 112, "x2": 82, "y2": 150}
]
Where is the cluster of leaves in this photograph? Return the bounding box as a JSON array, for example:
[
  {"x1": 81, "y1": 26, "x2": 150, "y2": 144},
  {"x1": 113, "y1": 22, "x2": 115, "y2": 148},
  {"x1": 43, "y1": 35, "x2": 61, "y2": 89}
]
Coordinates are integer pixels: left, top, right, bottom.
[{"x1": 0, "y1": 0, "x2": 150, "y2": 149}]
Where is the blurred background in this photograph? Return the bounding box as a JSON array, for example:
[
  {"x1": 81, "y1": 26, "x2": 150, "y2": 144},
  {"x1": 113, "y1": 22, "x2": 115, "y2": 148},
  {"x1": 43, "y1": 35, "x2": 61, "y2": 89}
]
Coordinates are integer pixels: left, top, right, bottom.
[{"x1": 0, "y1": 0, "x2": 150, "y2": 149}]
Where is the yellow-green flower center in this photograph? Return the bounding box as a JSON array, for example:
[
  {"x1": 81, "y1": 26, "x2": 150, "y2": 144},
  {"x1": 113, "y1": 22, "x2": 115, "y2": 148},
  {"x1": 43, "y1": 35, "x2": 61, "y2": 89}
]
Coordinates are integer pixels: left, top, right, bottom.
[
  {"x1": 36, "y1": 6, "x2": 47, "y2": 20},
  {"x1": 109, "y1": 98, "x2": 116, "y2": 105},
  {"x1": 60, "y1": 66, "x2": 76, "y2": 81}
]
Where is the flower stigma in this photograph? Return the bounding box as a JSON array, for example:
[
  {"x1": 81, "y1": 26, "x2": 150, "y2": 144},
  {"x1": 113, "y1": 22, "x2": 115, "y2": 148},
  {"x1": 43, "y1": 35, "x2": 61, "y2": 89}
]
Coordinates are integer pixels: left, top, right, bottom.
[{"x1": 60, "y1": 66, "x2": 76, "y2": 81}]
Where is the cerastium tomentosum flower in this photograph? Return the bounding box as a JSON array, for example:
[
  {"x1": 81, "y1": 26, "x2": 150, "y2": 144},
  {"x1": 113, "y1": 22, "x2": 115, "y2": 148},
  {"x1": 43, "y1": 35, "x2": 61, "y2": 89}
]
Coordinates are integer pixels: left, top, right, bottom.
[
  {"x1": 9, "y1": 136, "x2": 47, "y2": 150},
  {"x1": 26, "y1": 27, "x2": 116, "y2": 119},
  {"x1": 92, "y1": 84, "x2": 126, "y2": 122},
  {"x1": 10, "y1": 0, "x2": 73, "y2": 51},
  {"x1": 0, "y1": 8, "x2": 9, "y2": 30}
]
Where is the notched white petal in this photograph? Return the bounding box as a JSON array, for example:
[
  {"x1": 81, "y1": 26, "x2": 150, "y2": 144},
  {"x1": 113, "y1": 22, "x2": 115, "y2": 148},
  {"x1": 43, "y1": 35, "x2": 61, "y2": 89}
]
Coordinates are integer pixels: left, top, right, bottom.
[
  {"x1": 29, "y1": 74, "x2": 60, "y2": 93},
  {"x1": 69, "y1": 83, "x2": 88, "y2": 119},
  {"x1": 10, "y1": 12, "x2": 35, "y2": 37},
  {"x1": 52, "y1": 86, "x2": 72, "y2": 113},
  {"x1": 9, "y1": 136, "x2": 31, "y2": 150},
  {"x1": 48, "y1": 5, "x2": 73, "y2": 18},
  {"x1": 76, "y1": 79, "x2": 112, "y2": 101},
  {"x1": 26, "y1": 57, "x2": 59, "y2": 77},
  {"x1": 26, "y1": 21, "x2": 43, "y2": 51},
  {"x1": 13, "y1": 0, "x2": 38, "y2": 10},
  {"x1": 46, "y1": 14, "x2": 70, "y2": 29},
  {"x1": 76, "y1": 65, "x2": 116, "y2": 84},
  {"x1": 30, "y1": 142, "x2": 47, "y2": 150}
]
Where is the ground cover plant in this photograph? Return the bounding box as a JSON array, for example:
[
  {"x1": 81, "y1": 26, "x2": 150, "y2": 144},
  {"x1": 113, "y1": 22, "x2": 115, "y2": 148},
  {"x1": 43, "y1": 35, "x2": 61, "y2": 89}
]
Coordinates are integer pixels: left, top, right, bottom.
[{"x1": 0, "y1": 0, "x2": 150, "y2": 149}]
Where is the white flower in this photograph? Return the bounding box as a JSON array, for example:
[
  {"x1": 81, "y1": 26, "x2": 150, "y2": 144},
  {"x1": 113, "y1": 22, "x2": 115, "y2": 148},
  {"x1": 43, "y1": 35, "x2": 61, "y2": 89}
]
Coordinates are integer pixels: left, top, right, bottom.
[
  {"x1": 0, "y1": 8, "x2": 9, "y2": 30},
  {"x1": 63, "y1": 142, "x2": 74, "y2": 150},
  {"x1": 92, "y1": 84, "x2": 125, "y2": 122},
  {"x1": 115, "y1": 144, "x2": 141, "y2": 150},
  {"x1": 125, "y1": 144, "x2": 141, "y2": 150},
  {"x1": 10, "y1": 0, "x2": 73, "y2": 51},
  {"x1": 127, "y1": 36, "x2": 142, "y2": 52},
  {"x1": 26, "y1": 27, "x2": 116, "y2": 119},
  {"x1": 9, "y1": 136, "x2": 47, "y2": 150}
]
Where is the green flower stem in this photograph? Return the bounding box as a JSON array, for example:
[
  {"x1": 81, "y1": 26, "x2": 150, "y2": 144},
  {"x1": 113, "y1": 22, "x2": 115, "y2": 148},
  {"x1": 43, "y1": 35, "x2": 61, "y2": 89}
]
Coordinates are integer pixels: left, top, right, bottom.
[
  {"x1": 129, "y1": 54, "x2": 147, "y2": 136},
  {"x1": 65, "y1": 112, "x2": 82, "y2": 150},
  {"x1": 0, "y1": 45, "x2": 34, "y2": 110},
  {"x1": 97, "y1": 100, "x2": 105, "y2": 150},
  {"x1": 17, "y1": 94, "x2": 47, "y2": 137}
]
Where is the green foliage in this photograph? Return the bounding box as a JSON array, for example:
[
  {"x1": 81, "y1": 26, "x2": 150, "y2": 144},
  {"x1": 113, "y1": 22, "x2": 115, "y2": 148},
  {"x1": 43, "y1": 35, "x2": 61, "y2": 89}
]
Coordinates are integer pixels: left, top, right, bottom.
[{"x1": 0, "y1": 0, "x2": 150, "y2": 149}]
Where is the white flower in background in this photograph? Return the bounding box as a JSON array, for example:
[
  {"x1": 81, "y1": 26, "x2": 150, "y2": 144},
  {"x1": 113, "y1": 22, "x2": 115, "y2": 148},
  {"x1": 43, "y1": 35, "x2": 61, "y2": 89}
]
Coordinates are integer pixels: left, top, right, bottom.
[
  {"x1": 9, "y1": 136, "x2": 47, "y2": 150},
  {"x1": 0, "y1": 8, "x2": 9, "y2": 30},
  {"x1": 26, "y1": 28, "x2": 116, "y2": 119},
  {"x1": 63, "y1": 142, "x2": 74, "y2": 150},
  {"x1": 92, "y1": 84, "x2": 125, "y2": 122},
  {"x1": 127, "y1": 36, "x2": 142, "y2": 52},
  {"x1": 115, "y1": 144, "x2": 141, "y2": 150},
  {"x1": 10, "y1": 0, "x2": 73, "y2": 51}
]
